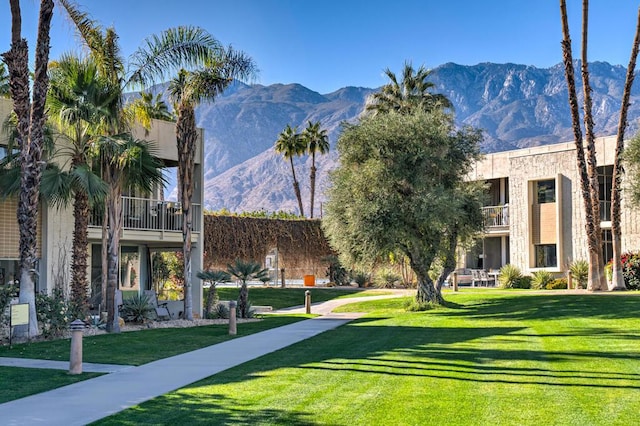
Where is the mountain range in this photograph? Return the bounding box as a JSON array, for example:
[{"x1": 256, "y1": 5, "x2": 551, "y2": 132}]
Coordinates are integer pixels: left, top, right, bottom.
[{"x1": 170, "y1": 61, "x2": 640, "y2": 215}]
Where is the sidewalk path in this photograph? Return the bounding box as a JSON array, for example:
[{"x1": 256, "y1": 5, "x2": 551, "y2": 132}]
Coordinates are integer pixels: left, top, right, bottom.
[{"x1": 0, "y1": 291, "x2": 410, "y2": 426}]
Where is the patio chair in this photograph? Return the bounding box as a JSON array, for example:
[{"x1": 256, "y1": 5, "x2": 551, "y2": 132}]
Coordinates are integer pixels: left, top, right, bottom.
[
  {"x1": 471, "y1": 269, "x2": 481, "y2": 287},
  {"x1": 479, "y1": 270, "x2": 496, "y2": 287},
  {"x1": 143, "y1": 290, "x2": 171, "y2": 320}
]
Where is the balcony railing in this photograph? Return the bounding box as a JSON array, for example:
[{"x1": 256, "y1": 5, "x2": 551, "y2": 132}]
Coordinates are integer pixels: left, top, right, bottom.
[
  {"x1": 89, "y1": 196, "x2": 201, "y2": 232},
  {"x1": 482, "y1": 205, "x2": 509, "y2": 228}
]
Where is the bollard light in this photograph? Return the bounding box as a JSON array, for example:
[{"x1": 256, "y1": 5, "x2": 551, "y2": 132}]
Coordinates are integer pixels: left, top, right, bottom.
[
  {"x1": 305, "y1": 290, "x2": 311, "y2": 314},
  {"x1": 69, "y1": 319, "x2": 85, "y2": 375},
  {"x1": 228, "y1": 300, "x2": 237, "y2": 335}
]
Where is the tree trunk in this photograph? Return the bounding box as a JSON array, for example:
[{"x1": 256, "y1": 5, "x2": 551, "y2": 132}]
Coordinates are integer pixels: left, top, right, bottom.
[
  {"x1": 309, "y1": 153, "x2": 316, "y2": 218},
  {"x1": 238, "y1": 282, "x2": 248, "y2": 318},
  {"x1": 610, "y1": 7, "x2": 640, "y2": 291},
  {"x1": 176, "y1": 104, "x2": 196, "y2": 320},
  {"x1": 408, "y1": 249, "x2": 443, "y2": 305},
  {"x1": 71, "y1": 182, "x2": 90, "y2": 316},
  {"x1": 205, "y1": 285, "x2": 218, "y2": 317},
  {"x1": 3, "y1": 0, "x2": 55, "y2": 337},
  {"x1": 290, "y1": 158, "x2": 304, "y2": 217},
  {"x1": 435, "y1": 231, "x2": 458, "y2": 293},
  {"x1": 559, "y1": 0, "x2": 605, "y2": 291},
  {"x1": 105, "y1": 183, "x2": 122, "y2": 333}
]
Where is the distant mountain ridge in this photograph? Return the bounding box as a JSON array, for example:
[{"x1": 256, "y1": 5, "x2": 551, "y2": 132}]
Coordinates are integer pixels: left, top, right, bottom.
[{"x1": 183, "y1": 61, "x2": 640, "y2": 214}]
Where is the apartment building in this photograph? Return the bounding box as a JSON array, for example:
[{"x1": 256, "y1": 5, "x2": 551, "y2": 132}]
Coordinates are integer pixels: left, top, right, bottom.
[
  {"x1": 0, "y1": 98, "x2": 205, "y2": 317},
  {"x1": 463, "y1": 135, "x2": 640, "y2": 275}
]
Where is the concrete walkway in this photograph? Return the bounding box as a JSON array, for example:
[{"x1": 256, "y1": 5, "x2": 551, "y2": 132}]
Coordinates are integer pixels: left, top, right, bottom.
[{"x1": 0, "y1": 292, "x2": 409, "y2": 426}]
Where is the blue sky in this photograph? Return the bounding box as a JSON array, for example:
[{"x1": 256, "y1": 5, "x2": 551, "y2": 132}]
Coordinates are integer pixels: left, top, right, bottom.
[{"x1": 1, "y1": 0, "x2": 640, "y2": 93}]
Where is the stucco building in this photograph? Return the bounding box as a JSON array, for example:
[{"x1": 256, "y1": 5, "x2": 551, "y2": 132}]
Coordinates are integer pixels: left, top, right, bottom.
[
  {"x1": 0, "y1": 98, "x2": 205, "y2": 317},
  {"x1": 463, "y1": 135, "x2": 640, "y2": 276}
]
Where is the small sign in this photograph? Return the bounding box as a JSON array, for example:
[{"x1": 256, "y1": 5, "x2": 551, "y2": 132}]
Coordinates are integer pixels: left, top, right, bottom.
[{"x1": 11, "y1": 303, "x2": 29, "y2": 326}]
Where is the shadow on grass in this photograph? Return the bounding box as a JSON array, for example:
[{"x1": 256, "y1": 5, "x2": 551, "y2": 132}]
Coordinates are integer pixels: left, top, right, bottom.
[{"x1": 439, "y1": 293, "x2": 640, "y2": 321}]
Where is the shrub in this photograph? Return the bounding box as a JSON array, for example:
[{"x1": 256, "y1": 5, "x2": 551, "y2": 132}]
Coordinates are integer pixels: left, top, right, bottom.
[
  {"x1": 569, "y1": 260, "x2": 588, "y2": 289},
  {"x1": 120, "y1": 293, "x2": 155, "y2": 323},
  {"x1": 0, "y1": 285, "x2": 18, "y2": 330},
  {"x1": 547, "y1": 278, "x2": 568, "y2": 290},
  {"x1": 36, "y1": 289, "x2": 73, "y2": 339},
  {"x1": 606, "y1": 252, "x2": 640, "y2": 290},
  {"x1": 351, "y1": 271, "x2": 371, "y2": 288},
  {"x1": 404, "y1": 298, "x2": 435, "y2": 312},
  {"x1": 323, "y1": 255, "x2": 350, "y2": 286},
  {"x1": 207, "y1": 302, "x2": 229, "y2": 319},
  {"x1": 531, "y1": 270, "x2": 555, "y2": 290},
  {"x1": 513, "y1": 276, "x2": 532, "y2": 289},
  {"x1": 375, "y1": 269, "x2": 402, "y2": 288},
  {"x1": 498, "y1": 264, "x2": 523, "y2": 288}
]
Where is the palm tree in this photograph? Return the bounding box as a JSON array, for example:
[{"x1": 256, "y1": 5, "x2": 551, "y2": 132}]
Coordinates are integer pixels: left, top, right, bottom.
[
  {"x1": 0, "y1": 61, "x2": 9, "y2": 98},
  {"x1": 197, "y1": 269, "x2": 231, "y2": 317},
  {"x1": 227, "y1": 259, "x2": 268, "y2": 318},
  {"x1": 2, "y1": 0, "x2": 55, "y2": 337},
  {"x1": 365, "y1": 61, "x2": 452, "y2": 116},
  {"x1": 130, "y1": 29, "x2": 257, "y2": 320},
  {"x1": 275, "y1": 124, "x2": 306, "y2": 216},
  {"x1": 47, "y1": 54, "x2": 113, "y2": 315},
  {"x1": 92, "y1": 133, "x2": 165, "y2": 332},
  {"x1": 302, "y1": 121, "x2": 329, "y2": 218},
  {"x1": 127, "y1": 91, "x2": 174, "y2": 135}
]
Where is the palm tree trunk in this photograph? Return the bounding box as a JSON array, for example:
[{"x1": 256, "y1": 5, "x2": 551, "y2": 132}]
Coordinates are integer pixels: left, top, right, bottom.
[
  {"x1": 238, "y1": 282, "x2": 248, "y2": 318},
  {"x1": 3, "y1": 0, "x2": 55, "y2": 337},
  {"x1": 71, "y1": 179, "x2": 90, "y2": 316},
  {"x1": 290, "y1": 158, "x2": 304, "y2": 217},
  {"x1": 560, "y1": 0, "x2": 605, "y2": 291},
  {"x1": 176, "y1": 104, "x2": 197, "y2": 320},
  {"x1": 611, "y1": 7, "x2": 640, "y2": 291},
  {"x1": 105, "y1": 182, "x2": 122, "y2": 332},
  {"x1": 310, "y1": 152, "x2": 316, "y2": 218}
]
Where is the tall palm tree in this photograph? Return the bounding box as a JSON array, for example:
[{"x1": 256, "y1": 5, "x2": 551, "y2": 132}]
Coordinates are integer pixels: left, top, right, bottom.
[
  {"x1": 275, "y1": 124, "x2": 306, "y2": 217},
  {"x1": 2, "y1": 0, "x2": 55, "y2": 337},
  {"x1": 91, "y1": 133, "x2": 164, "y2": 332},
  {"x1": 46, "y1": 54, "x2": 113, "y2": 315},
  {"x1": 0, "y1": 61, "x2": 9, "y2": 98},
  {"x1": 127, "y1": 91, "x2": 174, "y2": 135},
  {"x1": 130, "y1": 29, "x2": 256, "y2": 320},
  {"x1": 302, "y1": 121, "x2": 329, "y2": 218},
  {"x1": 365, "y1": 61, "x2": 452, "y2": 116},
  {"x1": 227, "y1": 259, "x2": 268, "y2": 318}
]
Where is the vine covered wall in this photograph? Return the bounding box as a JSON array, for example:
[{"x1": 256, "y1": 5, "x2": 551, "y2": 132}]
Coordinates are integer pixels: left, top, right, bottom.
[{"x1": 202, "y1": 215, "x2": 335, "y2": 278}]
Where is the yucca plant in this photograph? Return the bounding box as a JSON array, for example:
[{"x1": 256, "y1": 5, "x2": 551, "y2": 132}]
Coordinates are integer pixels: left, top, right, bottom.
[
  {"x1": 351, "y1": 271, "x2": 371, "y2": 288},
  {"x1": 569, "y1": 260, "x2": 589, "y2": 289},
  {"x1": 227, "y1": 259, "x2": 269, "y2": 318},
  {"x1": 120, "y1": 293, "x2": 154, "y2": 323},
  {"x1": 375, "y1": 269, "x2": 402, "y2": 288},
  {"x1": 531, "y1": 270, "x2": 555, "y2": 290},
  {"x1": 498, "y1": 264, "x2": 522, "y2": 288}
]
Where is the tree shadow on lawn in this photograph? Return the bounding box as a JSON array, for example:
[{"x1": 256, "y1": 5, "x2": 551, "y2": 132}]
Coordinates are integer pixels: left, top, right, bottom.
[{"x1": 439, "y1": 293, "x2": 640, "y2": 321}]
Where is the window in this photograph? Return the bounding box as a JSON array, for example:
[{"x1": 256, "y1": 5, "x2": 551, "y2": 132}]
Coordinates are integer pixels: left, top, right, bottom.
[
  {"x1": 535, "y1": 244, "x2": 557, "y2": 268},
  {"x1": 536, "y1": 180, "x2": 556, "y2": 204},
  {"x1": 598, "y1": 165, "x2": 613, "y2": 222},
  {"x1": 602, "y1": 229, "x2": 613, "y2": 264}
]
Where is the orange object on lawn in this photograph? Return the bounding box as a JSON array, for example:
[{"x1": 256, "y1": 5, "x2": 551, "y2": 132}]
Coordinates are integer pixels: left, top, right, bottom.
[{"x1": 303, "y1": 274, "x2": 315, "y2": 287}]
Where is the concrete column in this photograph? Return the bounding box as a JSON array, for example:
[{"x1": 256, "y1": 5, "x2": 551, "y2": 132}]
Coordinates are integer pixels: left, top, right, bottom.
[
  {"x1": 69, "y1": 319, "x2": 85, "y2": 375},
  {"x1": 228, "y1": 301, "x2": 237, "y2": 335},
  {"x1": 305, "y1": 290, "x2": 311, "y2": 314}
]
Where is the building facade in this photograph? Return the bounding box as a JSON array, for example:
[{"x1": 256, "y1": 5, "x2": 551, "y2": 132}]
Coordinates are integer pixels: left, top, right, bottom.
[
  {"x1": 464, "y1": 136, "x2": 640, "y2": 275},
  {"x1": 0, "y1": 98, "x2": 205, "y2": 317}
]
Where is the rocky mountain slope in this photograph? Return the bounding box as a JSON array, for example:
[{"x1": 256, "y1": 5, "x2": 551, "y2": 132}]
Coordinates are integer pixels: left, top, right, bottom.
[{"x1": 184, "y1": 61, "x2": 640, "y2": 214}]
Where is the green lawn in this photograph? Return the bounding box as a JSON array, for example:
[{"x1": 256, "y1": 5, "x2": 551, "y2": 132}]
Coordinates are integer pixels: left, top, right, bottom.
[
  {"x1": 217, "y1": 286, "x2": 387, "y2": 310},
  {"x1": 0, "y1": 315, "x2": 306, "y2": 366},
  {"x1": 0, "y1": 367, "x2": 101, "y2": 403},
  {"x1": 94, "y1": 292, "x2": 640, "y2": 425}
]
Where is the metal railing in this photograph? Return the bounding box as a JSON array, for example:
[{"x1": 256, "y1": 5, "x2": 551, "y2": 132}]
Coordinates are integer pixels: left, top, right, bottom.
[
  {"x1": 89, "y1": 197, "x2": 201, "y2": 232},
  {"x1": 482, "y1": 205, "x2": 509, "y2": 228}
]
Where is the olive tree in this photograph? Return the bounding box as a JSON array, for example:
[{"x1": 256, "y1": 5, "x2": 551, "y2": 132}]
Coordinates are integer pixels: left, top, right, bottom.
[{"x1": 323, "y1": 109, "x2": 484, "y2": 304}]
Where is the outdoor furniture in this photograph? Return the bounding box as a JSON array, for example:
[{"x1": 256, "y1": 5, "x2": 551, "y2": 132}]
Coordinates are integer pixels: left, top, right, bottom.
[
  {"x1": 479, "y1": 270, "x2": 496, "y2": 287},
  {"x1": 471, "y1": 269, "x2": 481, "y2": 287},
  {"x1": 144, "y1": 290, "x2": 171, "y2": 320}
]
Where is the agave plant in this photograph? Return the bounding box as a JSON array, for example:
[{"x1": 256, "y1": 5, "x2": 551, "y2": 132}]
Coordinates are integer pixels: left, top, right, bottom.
[
  {"x1": 569, "y1": 260, "x2": 589, "y2": 289},
  {"x1": 120, "y1": 293, "x2": 154, "y2": 323},
  {"x1": 498, "y1": 264, "x2": 523, "y2": 289},
  {"x1": 531, "y1": 270, "x2": 555, "y2": 290}
]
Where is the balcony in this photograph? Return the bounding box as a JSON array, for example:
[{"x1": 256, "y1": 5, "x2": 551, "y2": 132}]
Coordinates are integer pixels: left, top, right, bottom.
[
  {"x1": 482, "y1": 205, "x2": 509, "y2": 230},
  {"x1": 89, "y1": 196, "x2": 201, "y2": 233}
]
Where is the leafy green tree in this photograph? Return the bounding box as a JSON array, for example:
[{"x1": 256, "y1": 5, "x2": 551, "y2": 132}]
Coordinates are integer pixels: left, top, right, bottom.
[
  {"x1": 227, "y1": 259, "x2": 268, "y2": 318},
  {"x1": 323, "y1": 110, "x2": 483, "y2": 304},
  {"x1": 2, "y1": 0, "x2": 55, "y2": 337},
  {"x1": 302, "y1": 121, "x2": 329, "y2": 218},
  {"x1": 130, "y1": 28, "x2": 256, "y2": 320},
  {"x1": 275, "y1": 124, "x2": 306, "y2": 216},
  {"x1": 197, "y1": 269, "x2": 231, "y2": 317},
  {"x1": 365, "y1": 61, "x2": 452, "y2": 116}
]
